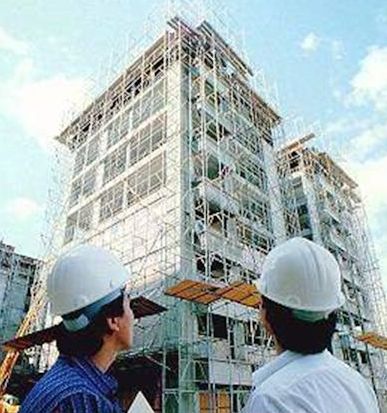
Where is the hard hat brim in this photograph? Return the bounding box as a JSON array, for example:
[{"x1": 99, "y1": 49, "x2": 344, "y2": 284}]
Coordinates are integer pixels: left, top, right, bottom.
[{"x1": 2, "y1": 296, "x2": 167, "y2": 352}]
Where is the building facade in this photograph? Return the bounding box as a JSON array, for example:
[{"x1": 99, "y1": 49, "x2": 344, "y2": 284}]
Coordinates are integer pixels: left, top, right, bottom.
[
  {"x1": 52, "y1": 17, "x2": 299, "y2": 412},
  {"x1": 0, "y1": 242, "x2": 39, "y2": 354},
  {"x1": 40, "y1": 17, "x2": 387, "y2": 412},
  {"x1": 283, "y1": 139, "x2": 387, "y2": 408}
]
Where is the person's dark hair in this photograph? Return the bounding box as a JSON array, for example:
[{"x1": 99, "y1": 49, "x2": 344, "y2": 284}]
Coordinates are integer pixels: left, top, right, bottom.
[
  {"x1": 56, "y1": 293, "x2": 125, "y2": 357},
  {"x1": 262, "y1": 296, "x2": 337, "y2": 355}
]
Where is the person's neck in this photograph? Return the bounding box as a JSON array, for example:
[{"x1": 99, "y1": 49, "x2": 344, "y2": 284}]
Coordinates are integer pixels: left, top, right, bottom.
[
  {"x1": 274, "y1": 337, "x2": 284, "y2": 355},
  {"x1": 91, "y1": 345, "x2": 118, "y2": 373}
]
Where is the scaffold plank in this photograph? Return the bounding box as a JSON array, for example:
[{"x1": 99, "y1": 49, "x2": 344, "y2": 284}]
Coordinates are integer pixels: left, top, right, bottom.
[
  {"x1": 165, "y1": 280, "x2": 221, "y2": 304},
  {"x1": 165, "y1": 279, "x2": 261, "y2": 308},
  {"x1": 357, "y1": 332, "x2": 387, "y2": 350},
  {"x1": 216, "y1": 282, "x2": 261, "y2": 308},
  {"x1": 2, "y1": 296, "x2": 166, "y2": 352}
]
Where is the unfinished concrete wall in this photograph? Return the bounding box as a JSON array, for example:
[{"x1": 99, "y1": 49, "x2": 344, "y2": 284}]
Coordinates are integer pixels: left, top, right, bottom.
[{"x1": 0, "y1": 242, "x2": 39, "y2": 351}]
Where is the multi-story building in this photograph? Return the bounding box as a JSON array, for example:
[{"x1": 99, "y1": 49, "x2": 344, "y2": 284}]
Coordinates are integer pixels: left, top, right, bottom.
[
  {"x1": 29, "y1": 15, "x2": 386, "y2": 413},
  {"x1": 51, "y1": 17, "x2": 298, "y2": 412},
  {"x1": 282, "y1": 137, "x2": 387, "y2": 408},
  {"x1": 0, "y1": 242, "x2": 39, "y2": 353}
]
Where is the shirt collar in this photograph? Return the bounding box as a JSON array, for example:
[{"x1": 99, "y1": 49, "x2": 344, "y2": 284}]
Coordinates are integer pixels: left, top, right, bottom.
[
  {"x1": 61, "y1": 355, "x2": 118, "y2": 398},
  {"x1": 252, "y1": 350, "x2": 303, "y2": 388}
]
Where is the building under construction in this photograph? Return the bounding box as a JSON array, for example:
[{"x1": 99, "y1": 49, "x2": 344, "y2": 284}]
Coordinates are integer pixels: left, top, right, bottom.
[
  {"x1": 2, "y1": 13, "x2": 387, "y2": 413},
  {"x1": 47, "y1": 16, "x2": 297, "y2": 412},
  {"x1": 0, "y1": 242, "x2": 39, "y2": 347},
  {"x1": 282, "y1": 137, "x2": 387, "y2": 407},
  {"x1": 0, "y1": 241, "x2": 40, "y2": 391}
]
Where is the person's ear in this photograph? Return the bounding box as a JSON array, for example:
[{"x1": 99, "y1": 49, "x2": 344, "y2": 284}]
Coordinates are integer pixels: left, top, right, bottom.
[{"x1": 106, "y1": 317, "x2": 120, "y2": 333}]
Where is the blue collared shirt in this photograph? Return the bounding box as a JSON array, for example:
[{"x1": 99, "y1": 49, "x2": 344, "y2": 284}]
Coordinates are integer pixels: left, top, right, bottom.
[{"x1": 20, "y1": 355, "x2": 123, "y2": 413}]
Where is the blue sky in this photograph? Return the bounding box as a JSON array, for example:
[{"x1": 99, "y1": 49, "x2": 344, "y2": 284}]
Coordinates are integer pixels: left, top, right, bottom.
[{"x1": 0, "y1": 0, "x2": 387, "y2": 293}]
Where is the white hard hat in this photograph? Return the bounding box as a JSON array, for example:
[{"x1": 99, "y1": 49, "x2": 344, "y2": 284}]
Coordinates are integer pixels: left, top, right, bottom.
[
  {"x1": 257, "y1": 237, "x2": 345, "y2": 317},
  {"x1": 47, "y1": 244, "x2": 129, "y2": 331}
]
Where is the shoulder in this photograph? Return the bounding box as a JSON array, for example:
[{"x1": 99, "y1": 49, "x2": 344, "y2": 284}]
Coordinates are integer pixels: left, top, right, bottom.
[
  {"x1": 56, "y1": 390, "x2": 105, "y2": 412},
  {"x1": 326, "y1": 355, "x2": 378, "y2": 395},
  {"x1": 21, "y1": 357, "x2": 96, "y2": 412},
  {"x1": 250, "y1": 353, "x2": 378, "y2": 412},
  {"x1": 38, "y1": 356, "x2": 90, "y2": 391},
  {"x1": 257, "y1": 351, "x2": 361, "y2": 392}
]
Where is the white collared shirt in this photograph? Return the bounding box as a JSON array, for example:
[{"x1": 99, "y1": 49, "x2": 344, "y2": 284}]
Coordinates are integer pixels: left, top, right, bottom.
[{"x1": 243, "y1": 350, "x2": 379, "y2": 413}]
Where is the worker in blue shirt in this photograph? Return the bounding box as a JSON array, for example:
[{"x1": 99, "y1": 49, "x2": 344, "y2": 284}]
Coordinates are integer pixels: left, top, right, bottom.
[
  {"x1": 243, "y1": 237, "x2": 379, "y2": 413},
  {"x1": 20, "y1": 244, "x2": 135, "y2": 413}
]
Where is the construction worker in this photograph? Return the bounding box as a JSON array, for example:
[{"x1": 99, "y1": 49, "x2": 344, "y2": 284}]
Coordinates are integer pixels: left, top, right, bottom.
[
  {"x1": 243, "y1": 237, "x2": 379, "y2": 413},
  {"x1": 20, "y1": 244, "x2": 135, "y2": 413}
]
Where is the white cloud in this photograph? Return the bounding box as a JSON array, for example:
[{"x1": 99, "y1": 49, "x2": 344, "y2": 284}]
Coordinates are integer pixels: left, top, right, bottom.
[
  {"x1": 326, "y1": 116, "x2": 387, "y2": 162},
  {"x1": 0, "y1": 26, "x2": 28, "y2": 55},
  {"x1": 300, "y1": 34, "x2": 345, "y2": 61},
  {"x1": 376, "y1": 10, "x2": 387, "y2": 32},
  {"x1": 341, "y1": 154, "x2": 387, "y2": 292},
  {"x1": 345, "y1": 154, "x2": 387, "y2": 216},
  {"x1": 0, "y1": 58, "x2": 90, "y2": 150},
  {"x1": 3, "y1": 197, "x2": 41, "y2": 221},
  {"x1": 12, "y1": 74, "x2": 89, "y2": 149},
  {"x1": 349, "y1": 46, "x2": 387, "y2": 111},
  {"x1": 325, "y1": 116, "x2": 369, "y2": 136},
  {"x1": 325, "y1": 43, "x2": 387, "y2": 294},
  {"x1": 331, "y1": 40, "x2": 344, "y2": 60},
  {"x1": 12, "y1": 57, "x2": 35, "y2": 81},
  {"x1": 300, "y1": 32, "x2": 321, "y2": 53},
  {"x1": 349, "y1": 122, "x2": 387, "y2": 160},
  {"x1": 334, "y1": 47, "x2": 387, "y2": 161}
]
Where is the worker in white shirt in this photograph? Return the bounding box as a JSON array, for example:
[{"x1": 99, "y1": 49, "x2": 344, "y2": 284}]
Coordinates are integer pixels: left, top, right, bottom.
[{"x1": 243, "y1": 237, "x2": 380, "y2": 413}]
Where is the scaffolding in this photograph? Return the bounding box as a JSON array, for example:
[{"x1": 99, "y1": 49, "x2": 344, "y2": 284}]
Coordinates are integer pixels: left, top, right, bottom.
[
  {"x1": 0, "y1": 8, "x2": 297, "y2": 411},
  {"x1": 2, "y1": 3, "x2": 386, "y2": 412},
  {"x1": 0, "y1": 243, "x2": 39, "y2": 346},
  {"x1": 0, "y1": 242, "x2": 41, "y2": 397},
  {"x1": 281, "y1": 134, "x2": 387, "y2": 409}
]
